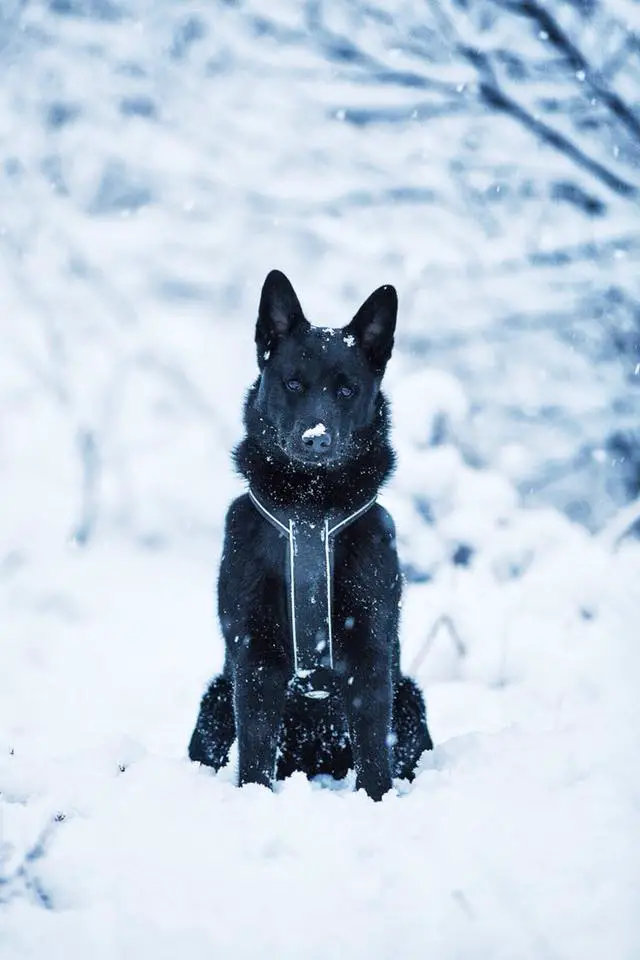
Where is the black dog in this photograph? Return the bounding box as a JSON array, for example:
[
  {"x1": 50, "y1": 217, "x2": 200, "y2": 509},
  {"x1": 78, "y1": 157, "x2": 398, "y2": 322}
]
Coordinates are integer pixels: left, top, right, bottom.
[{"x1": 188, "y1": 270, "x2": 432, "y2": 800}]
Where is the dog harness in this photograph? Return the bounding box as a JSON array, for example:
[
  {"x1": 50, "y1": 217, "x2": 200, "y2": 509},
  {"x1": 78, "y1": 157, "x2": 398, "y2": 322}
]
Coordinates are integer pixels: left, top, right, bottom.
[{"x1": 248, "y1": 488, "x2": 377, "y2": 697}]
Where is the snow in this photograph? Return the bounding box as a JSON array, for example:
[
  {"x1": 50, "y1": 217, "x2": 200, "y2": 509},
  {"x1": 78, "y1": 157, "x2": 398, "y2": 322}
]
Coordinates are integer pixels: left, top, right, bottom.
[
  {"x1": 2, "y1": 1, "x2": 640, "y2": 958},
  {"x1": 301, "y1": 422, "x2": 327, "y2": 440},
  {"x1": 1, "y1": 528, "x2": 638, "y2": 958}
]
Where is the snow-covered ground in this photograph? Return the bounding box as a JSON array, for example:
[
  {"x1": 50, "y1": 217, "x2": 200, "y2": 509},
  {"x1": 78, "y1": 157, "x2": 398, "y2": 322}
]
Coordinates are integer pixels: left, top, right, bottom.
[
  {"x1": 2, "y1": 421, "x2": 640, "y2": 958},
  {"x1": 2, "y1": 2, "x2": 640, "y2": 957}
]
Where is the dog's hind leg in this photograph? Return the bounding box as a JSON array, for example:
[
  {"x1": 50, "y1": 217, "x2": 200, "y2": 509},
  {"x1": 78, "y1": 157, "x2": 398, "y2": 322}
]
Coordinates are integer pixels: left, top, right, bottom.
[
  {"x1": 188, "y1": 674, "x2": 236, "y2": 770},
  {"x1": 391, "y1": 676, "x2": 433, "y2": 781}
]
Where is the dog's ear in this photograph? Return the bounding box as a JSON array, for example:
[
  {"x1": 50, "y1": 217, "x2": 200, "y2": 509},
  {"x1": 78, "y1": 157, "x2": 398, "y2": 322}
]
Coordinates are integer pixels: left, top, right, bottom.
[
  {"x1": 256, "y1": 270, "x2": 307, "y2": 368},
  {"x1": 345, "y1": 285, "x2": 397, "y2": 375}
]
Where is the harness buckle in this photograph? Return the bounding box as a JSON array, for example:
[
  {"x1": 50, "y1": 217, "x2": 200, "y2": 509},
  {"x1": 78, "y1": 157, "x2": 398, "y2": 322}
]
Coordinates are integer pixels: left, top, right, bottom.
[{"x1": 289, "y1": 667, "x2": 333, "y2": 700}]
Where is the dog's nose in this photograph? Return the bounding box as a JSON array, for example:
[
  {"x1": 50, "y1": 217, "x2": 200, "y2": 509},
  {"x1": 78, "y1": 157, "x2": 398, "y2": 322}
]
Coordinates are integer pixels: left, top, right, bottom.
[{"x1": 302, "y1": 430, "x2": 332, "y2": 453}]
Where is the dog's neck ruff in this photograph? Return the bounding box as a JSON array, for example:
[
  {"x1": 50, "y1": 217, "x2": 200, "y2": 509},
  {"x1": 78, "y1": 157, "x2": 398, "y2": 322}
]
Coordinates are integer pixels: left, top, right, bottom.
[{"x1": 248, "y1": 488, "x2": 376, "y2": 694}]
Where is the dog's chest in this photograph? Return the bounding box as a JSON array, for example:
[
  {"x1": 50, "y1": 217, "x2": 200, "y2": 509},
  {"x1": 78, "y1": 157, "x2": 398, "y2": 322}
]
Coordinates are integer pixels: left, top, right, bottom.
[
  {"x1": 248, "y1": 490, "x2": 376, "y2": 691},
  {"x1": 285, "y1": 518, "x2": 333, "y2": 677}
]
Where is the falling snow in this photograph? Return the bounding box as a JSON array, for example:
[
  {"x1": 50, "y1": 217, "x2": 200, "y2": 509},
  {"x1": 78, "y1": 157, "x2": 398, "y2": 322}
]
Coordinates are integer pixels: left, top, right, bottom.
[{"x1": 1, "y1": 1, "x2": 639, "y2": 959}]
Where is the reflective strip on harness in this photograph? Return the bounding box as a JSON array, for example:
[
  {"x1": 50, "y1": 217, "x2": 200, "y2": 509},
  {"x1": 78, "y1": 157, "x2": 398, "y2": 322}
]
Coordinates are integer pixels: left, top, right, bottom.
[{"x1": 248, "y1": 488, "x2": 376, "y2": 677}]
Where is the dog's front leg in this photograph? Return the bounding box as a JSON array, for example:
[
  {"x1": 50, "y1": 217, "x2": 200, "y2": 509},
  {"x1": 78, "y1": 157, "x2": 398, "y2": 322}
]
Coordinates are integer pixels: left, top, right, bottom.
[
  {"x1": 344, "y1": 659, "x2": 393, "y2": 801},
  {"x1": 234, "y1": 647, "x2": 288, "y2": 789}
]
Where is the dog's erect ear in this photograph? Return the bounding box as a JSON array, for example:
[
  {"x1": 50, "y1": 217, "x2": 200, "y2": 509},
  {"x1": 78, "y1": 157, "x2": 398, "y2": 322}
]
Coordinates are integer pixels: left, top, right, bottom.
[
  {"x1": 345, "y1": 285, "x2": 397, "y2": 375},
  {"x1": 256, "y1": 270, "x2": 307, "y2": 368}
]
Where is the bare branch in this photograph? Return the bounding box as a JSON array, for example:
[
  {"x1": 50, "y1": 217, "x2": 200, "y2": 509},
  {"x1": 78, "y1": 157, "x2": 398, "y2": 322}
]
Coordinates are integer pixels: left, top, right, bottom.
[
  {"x1": 409, "y1": 614, "x2": 467, "y2": 678},
  {"x1": 463, "y1": 47, "x2": 640, "y2": 199},
  {"x1": 495, "y1": 0, "x2": 640, "y2": 144},
  {"x1": 599, "y1": 498, "x2": 640, "y2": 550}
]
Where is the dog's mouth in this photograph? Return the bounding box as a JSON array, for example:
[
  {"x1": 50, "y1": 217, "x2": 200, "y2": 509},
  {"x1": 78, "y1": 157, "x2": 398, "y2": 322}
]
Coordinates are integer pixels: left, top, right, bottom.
[
  {"x1": 278, "y1": 436, "x2": 347, "y2": 469},
  {"x1": 283, "y1": 445, "x2": 344, "y2": 468}
]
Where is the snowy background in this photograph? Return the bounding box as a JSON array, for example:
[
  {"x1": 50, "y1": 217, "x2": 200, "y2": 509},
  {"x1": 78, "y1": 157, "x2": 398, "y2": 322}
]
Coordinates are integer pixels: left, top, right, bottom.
[{"x1": 1, "y1": 1, "x2": 640, "y2": 957}]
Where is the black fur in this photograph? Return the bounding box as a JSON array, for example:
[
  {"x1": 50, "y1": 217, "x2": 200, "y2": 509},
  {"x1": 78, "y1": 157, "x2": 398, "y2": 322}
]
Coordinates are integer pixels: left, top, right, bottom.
[{"x1": 189, "y1": 270, "x2": 433, "y2": 800}]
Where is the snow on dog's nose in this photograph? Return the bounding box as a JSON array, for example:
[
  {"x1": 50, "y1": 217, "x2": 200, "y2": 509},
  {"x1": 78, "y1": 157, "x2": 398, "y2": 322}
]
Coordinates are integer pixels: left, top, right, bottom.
[{"x1": 302, "y1": 422, "x2": 332, "y2": 453}]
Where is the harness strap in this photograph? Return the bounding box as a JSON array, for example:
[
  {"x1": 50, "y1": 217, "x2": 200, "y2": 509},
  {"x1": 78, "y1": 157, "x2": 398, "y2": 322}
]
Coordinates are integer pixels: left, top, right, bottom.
[{"x1": 248, "y1": 488, "x2": 376, "y2": 681}]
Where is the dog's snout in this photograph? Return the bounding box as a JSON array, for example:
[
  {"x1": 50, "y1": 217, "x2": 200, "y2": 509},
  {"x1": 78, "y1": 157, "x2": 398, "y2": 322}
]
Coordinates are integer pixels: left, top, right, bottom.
[{"x1": 302, "y1": 430, "x2": 332, "y2": 453}]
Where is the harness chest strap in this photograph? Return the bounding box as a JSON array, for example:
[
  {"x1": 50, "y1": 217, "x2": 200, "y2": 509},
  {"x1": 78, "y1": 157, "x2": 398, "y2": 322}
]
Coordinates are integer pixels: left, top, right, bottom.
[{"x1": 248, "y1": 488, "x2": 376, "y2": 681}]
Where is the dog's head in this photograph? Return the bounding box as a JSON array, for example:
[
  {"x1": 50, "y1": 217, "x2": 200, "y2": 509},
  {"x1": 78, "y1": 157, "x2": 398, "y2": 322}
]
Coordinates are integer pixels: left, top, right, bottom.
[{"x1": 250, "y1": 269, "x2": 397, "y2": 467}]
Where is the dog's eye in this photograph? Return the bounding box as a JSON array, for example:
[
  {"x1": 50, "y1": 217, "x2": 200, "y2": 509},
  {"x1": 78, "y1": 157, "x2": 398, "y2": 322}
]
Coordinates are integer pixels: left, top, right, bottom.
[
  {"x1": 285, "y1": 378, "x2": 303, "y2": 393},
  {"x1": 337, "y1": 384, "x2": 355, "y2": 399}
]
